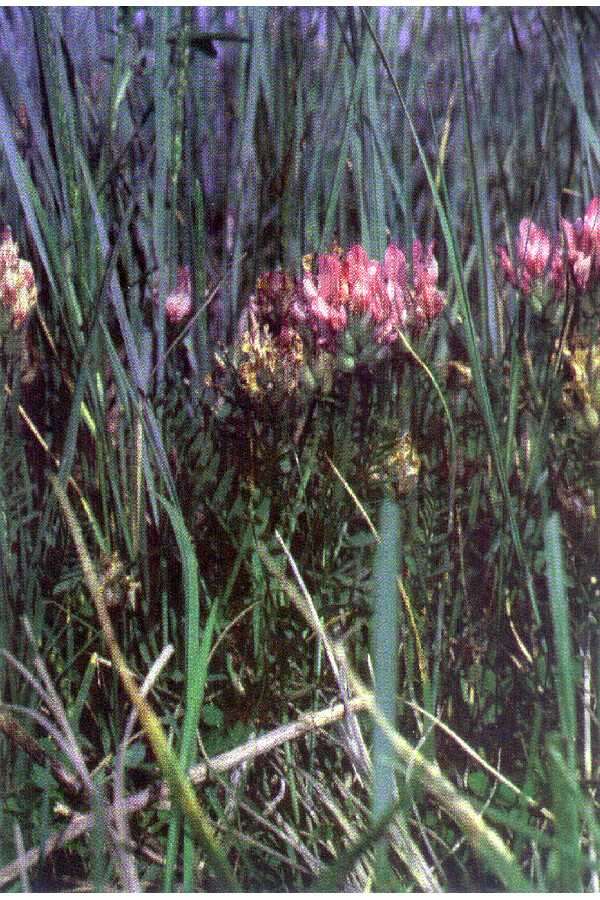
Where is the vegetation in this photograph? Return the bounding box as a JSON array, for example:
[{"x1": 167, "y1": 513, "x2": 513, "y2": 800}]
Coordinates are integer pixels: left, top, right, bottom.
[{"x1": 0, "y1": 6, "x2": 599, "y2": 891}]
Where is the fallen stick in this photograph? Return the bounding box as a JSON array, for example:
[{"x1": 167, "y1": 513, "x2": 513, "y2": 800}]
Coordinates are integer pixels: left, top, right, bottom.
[{"x1": 0, "y1": 696, "x2": 369, "y2": 889}]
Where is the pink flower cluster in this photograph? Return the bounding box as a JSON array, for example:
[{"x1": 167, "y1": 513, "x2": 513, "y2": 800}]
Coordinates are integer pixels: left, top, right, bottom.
[
  {"x1": 561, "y1": 197, "x2": 600, "y2": 294},
  {"x1": 251, "y1": 241, "x2": 445, "y2": 349},
  {"x1": 292, "y1": 242, "x2": 445, "y2": 348},
  {"x1": 0, "y1": 225, "x2": 37, "y2": 330},
  {"x1": 497, "y1": 197, "x2": 600, "y2": 298},
  {"x1": 154, "y1": 265, "x2": 193, "y2": 324}
]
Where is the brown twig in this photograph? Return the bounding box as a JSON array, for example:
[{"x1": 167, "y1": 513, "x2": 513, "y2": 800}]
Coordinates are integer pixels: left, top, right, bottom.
[
  {"x1": 0, "y1": 710, "x2": 83, "y2": 802},
  {"x1": 0, "y1": 696, "x2": 369, "y2": 889}
]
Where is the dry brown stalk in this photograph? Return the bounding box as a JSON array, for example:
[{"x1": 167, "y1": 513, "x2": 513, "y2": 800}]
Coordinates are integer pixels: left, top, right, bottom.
[{"x1": 0, "y1": 696, "x2": 369, "y2": 889}]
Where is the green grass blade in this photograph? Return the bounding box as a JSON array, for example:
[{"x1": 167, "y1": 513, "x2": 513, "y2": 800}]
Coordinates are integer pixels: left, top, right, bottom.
[
  {"x1": 152, "y1": 7, "x2": 172, "y2": 393},
  {"x1": 371, "y1": 499, "x2": 400, "y2": 886},
  {"x1": 159, "y1": 497, "x2": 218, "y2": 890},
  {"x1": 320, "y1": 19, "x2": 371, "y2": 253},
  {"x1": 543, "y1": 512, "x2": 577, "y2": 770}
]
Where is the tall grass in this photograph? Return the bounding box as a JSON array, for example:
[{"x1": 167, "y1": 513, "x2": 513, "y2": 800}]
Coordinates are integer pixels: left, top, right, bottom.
[{"x1": 0, "y1": 6, "x2": 598, "y2": 890}]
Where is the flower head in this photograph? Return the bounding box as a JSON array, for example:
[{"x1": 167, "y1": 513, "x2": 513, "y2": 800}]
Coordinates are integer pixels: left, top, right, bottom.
[
  {"x1": 296, "y1": 241, "x2": 444, "y2": 350},
  {"x1": 164, "y1": 265, "x2": 193, "y2": 323},
  {"x1": 560, "y1": 197, "x2": 600, "y2": 294},
  {"x1": 250, "y1": 270, "x2": 297, "y2": 335},
  {"x1": 0, "y1": 226, "x2": 37, "y2": 331},
  {"x1": 409, "y1": 239, "x2": 446, "y2": 327},
  {"x1": 236, "y1": 315, "x2": 303, "y2": 402},
  {"x1": 497, "y1": 218, "x2": 552, "y2": 296}
]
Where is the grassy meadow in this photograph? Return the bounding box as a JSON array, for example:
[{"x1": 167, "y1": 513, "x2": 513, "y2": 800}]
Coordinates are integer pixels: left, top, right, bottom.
[{"x1": 0, "y1": 5, "x2": 599, "y2": 891}]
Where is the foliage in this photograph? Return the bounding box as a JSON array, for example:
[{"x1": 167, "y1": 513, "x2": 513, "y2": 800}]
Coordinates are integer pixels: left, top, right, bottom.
[{"x1": 0, "y1": 6, "x2": 599, "y2": 891}]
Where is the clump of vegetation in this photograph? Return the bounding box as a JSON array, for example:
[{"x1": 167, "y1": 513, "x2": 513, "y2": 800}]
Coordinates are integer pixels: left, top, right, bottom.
[{"x1": 0, "y1": 7, "x2": 599, "y2": 892}]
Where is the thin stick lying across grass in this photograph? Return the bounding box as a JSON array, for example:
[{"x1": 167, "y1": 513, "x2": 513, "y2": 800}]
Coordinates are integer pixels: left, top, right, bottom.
[{"x1": 0, "y1": 695, "x2": 370, "y2": 890}]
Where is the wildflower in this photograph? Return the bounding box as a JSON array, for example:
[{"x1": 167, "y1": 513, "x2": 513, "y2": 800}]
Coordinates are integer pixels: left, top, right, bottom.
[
  {"x1": 382, "y1": 243, "x2": 408, "y2": 316},
  {"x1": 497, "y1": 218, "x2": 551, "y2": 295},
  {"x1": 410, "y1": 239, "x2": 446, "y2": 327},
  {"x1": 301, "y1": 251, "x2": 348, "y2": 341},
  {"x1": 549, "y1": 246, "x2": 567, "y2": 298},
  {"x1": 344, "y1": 244, "x2": 387, "y2": 320},
  {"x1": 249, "y1": 270, "x2": 297, "y2": 335},
  {"x1": 236, "y1": 314, "x2": 303, "y2": 402},
  {"x1": 163, "y1": 265, "x2": 193, "y2": 323},
  {"x1": 562, "y1": 342, "x2": 600, "y2": 435},
  {"x1": 238, "y1": 241, "x2": 445, "y2": 381},
  {"x1": 560, "y1": 197, "x2": 600, "y2": 294},
  {"x1": 369, "y1": 431, "x2": 421, "y2": 498},
  {"x1": 0, "y1": 226, "x2": 37, "y2": 331}
]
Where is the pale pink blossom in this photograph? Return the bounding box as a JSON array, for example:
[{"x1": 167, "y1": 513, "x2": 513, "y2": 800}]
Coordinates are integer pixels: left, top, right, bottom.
[
  {"x1": 560, "y1": 197, "x2": 600, "y2": 294},
  {"x1": 516, "y1": 219, "x2": 550, "y2": 279},
  {"x1": 163, "y1": 266, "x2": 193, "y2": 323},
  {"x1": 0, "y1": 226, "x2": 37, "y2": 329},
  {"x1": 380, "y1": 243, "x2": 409, "y2": 339},
  {"x1": 410, "y1": 240, "x2": 445, "y2": 327},
  {"x1": 497, "y1": 218, "x2": 552, "y2": 295},
  {"x1": 549, "y1": 246, "x2": 566, "y2": 297},
  {"x1": 301, "y1": 252, "x2": 348, "y2": 343},
  {"x1": 344, "y1": 244, "x2": 386, "y2": 319}
]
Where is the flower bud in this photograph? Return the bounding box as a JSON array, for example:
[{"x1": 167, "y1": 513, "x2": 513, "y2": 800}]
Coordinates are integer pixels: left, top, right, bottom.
[{"x1": 338, "y1": 353, "x2": 355, "y2": 373}]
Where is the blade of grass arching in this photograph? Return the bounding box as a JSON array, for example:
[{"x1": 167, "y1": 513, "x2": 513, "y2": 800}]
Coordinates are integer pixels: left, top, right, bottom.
[
  {"x1": 190, "y1": 165, "x2": 209, "y2": 384},
  {"x1": 543, "y1": 513, "x2": 577, "y2": 771},
  {"x1": 6, "y1": 15, "x2": 61, "y2": 205},
  {"x1": 372, "y1": 128, "x2": 409, "y2": 235},
  {"x1": 31, "y1": 10, "x2": 75, "y2": 233},
  {"x1": 51, "y1": 477, "x2": 240, "y2": 891},
  {"x1": 362, "y1": 11, "x2": 540, "y2": 626},
  {"x1": 159, "y1": 497, "x2": 219, "y2": 891},
  {"x1": 504, "y1": 324, "x2": 523, "y2": 480},
  {"x1": 68, "y1": 652, "x2": 98, "y2": 737},
  {"x1": 79, "y1": 146, "x2": 177, "y2": 500},
  {"x1": 224, "y1": 7, "x2": 260, "y2": 337},
  {"x1": 100, "y1": 320, "x2": 176, "y2": 509},
  {"x1": 105, "y1": 9, "x2": 134, "y2": 149},
  {"x1": 351, "y1": 129, "x2": 368, "y2": 251},
  {"x1": 279, "y1": 15, "x2": 301, "y2": 267},
  {"x1": 456, "y1": 11, "x2": 495, "y2": 357},
  {"x1": 152, "y1": 6, "x2": 172, "y2": 393},
  {"x1": 56, "y1": 157, "x2": 142, "y2": 490},
  {"x1": 77, "y1": 146, "x2": 148, "y2": 394},
  {"x1": 401, "y1": 9, "x2": 424, "y2": 251},
  {"x1": 371, "y1": 500, "x2": 400, "y2": 888}
]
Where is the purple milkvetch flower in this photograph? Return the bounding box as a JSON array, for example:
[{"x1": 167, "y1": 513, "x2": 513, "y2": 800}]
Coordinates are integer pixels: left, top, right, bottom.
[
  {"x1": 296, "y1": 241, "x2": 445, "y2": 349},
  {"x1": 165, "y1": 266, "x2": 193, "y2": 323},
  {"x1": 497, "y1": 218, "x2": 552, "y2": 295},
  {"x1": 561, "y1": 197, "x2": 600, "y2": 294},
  {"x1": 154, "y1": 266, "x2": 193, "y2": 324},
  {"x1": 410, "y1": 239, "x2": 445, "y2": 326},
  {"x1": 0, "y1": 225, "x2": 37, "y2": 330}
]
